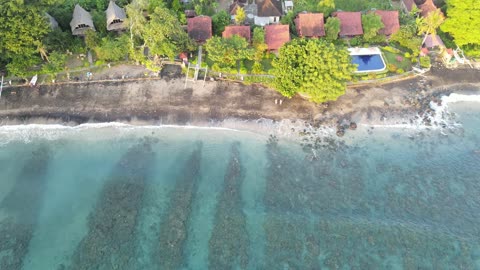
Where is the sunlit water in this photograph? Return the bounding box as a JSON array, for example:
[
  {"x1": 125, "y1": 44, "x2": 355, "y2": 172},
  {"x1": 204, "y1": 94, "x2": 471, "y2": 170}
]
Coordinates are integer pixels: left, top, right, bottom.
[{"x1": 0, "y1": 98, "x2": 480, "y2": 269}]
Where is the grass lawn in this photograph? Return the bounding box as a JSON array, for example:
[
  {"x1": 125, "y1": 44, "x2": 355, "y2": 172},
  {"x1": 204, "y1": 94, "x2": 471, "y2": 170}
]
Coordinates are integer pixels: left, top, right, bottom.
[{"x1": 383, "y1": 51, "x2": 412, "y2": 71}]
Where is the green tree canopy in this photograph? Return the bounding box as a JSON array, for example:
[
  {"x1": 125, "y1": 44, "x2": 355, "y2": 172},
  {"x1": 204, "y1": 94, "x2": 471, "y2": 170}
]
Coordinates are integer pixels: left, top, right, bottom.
[
  {"x1": 361, "y1": 13, "x2": 384, "y2": 41},
  {"x1": 0, "y1": 0, "x2": 53, "y2": 75},
  {"x1": 441, "y1": 0, "x2": 480, "y2": 48},
  {"x1": 317, "y1": 0, "x2": 335, "y2": 16},
  {"x1": 94, "y1": 35, "x2": 129, "y2": 62},
  {"x1": 417, "y1": 9, "x2": 444, "y2": 37},
  {"x1": 252, "y1": 28, "x2": 268, "y2": 73},
  {"x1": 144, "y1": 7, "x2": 193, "y2": 60},
  {"x1": 271, "y1": 39, "x2": 356, "y2": 103},
  {"x1": 212, "y1": 10, "x2": 231, "y2": 36},
  {"x1": 204, "y1": 35, "x2": 253, "y2": 71},
  {"x1": 325, "y1": 17, "x2": 341, "y2": 41},
  {"x1": 390, "y1": 25, "x2": 422, "y2": 56}
]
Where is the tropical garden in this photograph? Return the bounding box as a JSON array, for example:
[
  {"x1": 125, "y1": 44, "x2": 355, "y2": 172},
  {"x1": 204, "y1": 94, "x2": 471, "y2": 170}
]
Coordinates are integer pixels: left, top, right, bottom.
[{"x1": 0, "y1": 0, "x2": 479, "y2": 103}]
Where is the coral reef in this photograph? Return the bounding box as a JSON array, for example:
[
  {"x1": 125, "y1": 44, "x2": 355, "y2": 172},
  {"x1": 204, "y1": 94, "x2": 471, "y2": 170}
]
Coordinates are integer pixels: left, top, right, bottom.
[
  {"x1": 0, "y1": 146, "x2": 50, "y2": 270},
  {"x1": 154, "y1": 142, "x2": 202, "y2": 270},
  {"x1": 208, "y1": 142, "x2": 249, "y2": 270},
  {"x1": 69, "y1": 138, "x2": 155, "y2": 270}
]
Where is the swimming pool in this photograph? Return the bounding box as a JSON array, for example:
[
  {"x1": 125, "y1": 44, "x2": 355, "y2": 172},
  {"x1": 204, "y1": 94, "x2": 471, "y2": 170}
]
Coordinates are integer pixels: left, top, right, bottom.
[{"x1": 348, "y1": 47, "x2": 386, "y2": 73}]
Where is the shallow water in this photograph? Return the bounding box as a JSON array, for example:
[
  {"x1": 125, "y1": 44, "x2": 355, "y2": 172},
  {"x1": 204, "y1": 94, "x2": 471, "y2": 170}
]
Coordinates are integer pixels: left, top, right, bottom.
[{"x1": 0, "y1": 100, "x2": 480, "y2": 269}]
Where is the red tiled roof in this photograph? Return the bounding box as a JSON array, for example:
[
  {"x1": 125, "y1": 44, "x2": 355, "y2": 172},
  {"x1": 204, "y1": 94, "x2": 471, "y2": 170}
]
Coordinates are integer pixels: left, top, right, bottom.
[
  {"x1": 265, "y1": 24, "x2": 290, "y2": 51},
  {"x1": 333, "y1": 11, "x2": 363, "y2": 36},
  {"x1": 187, "y1": 16, "x2": 212, "y2": 43},
  {"x1": 229, "y1": 2, "x2": 244, "y2": 15},
  {"x1": 222, "y1": 25, "x2": 251, "y2": 41},
  {"x1": 295, "y1": 13, "x2": 325, "y2": 38},
  {"x1": 375, "y1": 10, "x2": 400, "y2": 36},
  {"x1": 419, "y1": 0, "x2": 438, "y2": 17},
  {"x1": 402, "y1": 0, "x2": 416, "y2": 12},
  {"x1": 256, "y1": 0, "x2": 282, "y2": 17}
]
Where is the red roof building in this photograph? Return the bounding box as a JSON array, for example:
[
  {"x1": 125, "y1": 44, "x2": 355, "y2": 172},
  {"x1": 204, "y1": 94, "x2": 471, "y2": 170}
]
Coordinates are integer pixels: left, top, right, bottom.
[
  {"x1": 375, "y1": 10, "x2": 400, "y2": 36},
  {"x1": 333, "y1": 11, "x2": 363, "y2": 37},
  {"x1": 222, "y1": 25, "x2": 251, "y2": 42},
  {"x1": 265, "y1": 24, "x2": 290, "y2": 52},
  {"x1": 187, "y1": 16, "x2": 212, "y2": 43},
  {"x1": 419, "y1": 0, "x2": 438, "y2": 17},
  {"x1": 402, "y1": 0, "x2": 416, "y2": 12},
  {"x1": 295, "y1": 13, "x2": 325, "y2": 38},
  {"x1": 256, "y1": 0, "x2": 283, "y2": 17},
  {"x1": 229, "y1": 1, "x2": 244, "y2": 16}
]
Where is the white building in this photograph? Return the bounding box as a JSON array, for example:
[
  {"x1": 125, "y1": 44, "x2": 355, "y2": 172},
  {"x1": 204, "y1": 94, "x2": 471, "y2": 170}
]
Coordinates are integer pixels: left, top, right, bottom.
[{"x1": 254, "y1": 0, "x2": 283, "y2": 26}]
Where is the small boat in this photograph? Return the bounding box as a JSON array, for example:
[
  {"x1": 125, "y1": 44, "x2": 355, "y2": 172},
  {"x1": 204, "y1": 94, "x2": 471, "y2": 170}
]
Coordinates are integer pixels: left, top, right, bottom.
[{"x1": 29, "y1": 74, "x2": 38, "y2": 86}]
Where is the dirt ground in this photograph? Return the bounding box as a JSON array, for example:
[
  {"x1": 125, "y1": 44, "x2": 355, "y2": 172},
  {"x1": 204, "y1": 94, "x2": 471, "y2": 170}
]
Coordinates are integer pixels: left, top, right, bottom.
[{"x1": 0, "y1": 65, "x2": 479, "y2": 128}]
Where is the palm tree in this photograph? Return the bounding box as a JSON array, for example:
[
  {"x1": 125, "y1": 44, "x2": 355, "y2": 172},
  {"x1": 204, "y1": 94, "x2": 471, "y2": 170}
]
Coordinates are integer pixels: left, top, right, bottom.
[
  {"x1": 36, "y1": 41, "x2": 49, "y2": 63},
  {"x1": 416, "y1": 9, "x2": 445, "y2": 47}
]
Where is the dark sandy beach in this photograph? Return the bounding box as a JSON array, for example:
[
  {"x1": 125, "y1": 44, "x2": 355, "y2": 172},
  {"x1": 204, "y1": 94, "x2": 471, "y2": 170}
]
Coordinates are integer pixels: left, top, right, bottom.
[{"x1": 0, "y1": 65, "x2": 479, "y2": 129}]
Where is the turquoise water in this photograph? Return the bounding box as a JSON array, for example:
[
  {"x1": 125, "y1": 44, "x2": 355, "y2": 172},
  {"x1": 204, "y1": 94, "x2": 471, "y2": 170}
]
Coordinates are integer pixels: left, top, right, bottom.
[{"x1": 0, "y1": 101, "x2": 480, "y2": 269}]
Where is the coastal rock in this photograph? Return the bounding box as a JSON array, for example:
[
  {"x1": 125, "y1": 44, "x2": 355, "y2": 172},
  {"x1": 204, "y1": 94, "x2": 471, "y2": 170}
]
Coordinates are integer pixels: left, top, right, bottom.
[
  {"x1": 336, "y1": 129, "x2": 345, "y2": 137},
  {"x1": 349, "y1": 122, "x2": 357, "y2": 130}
]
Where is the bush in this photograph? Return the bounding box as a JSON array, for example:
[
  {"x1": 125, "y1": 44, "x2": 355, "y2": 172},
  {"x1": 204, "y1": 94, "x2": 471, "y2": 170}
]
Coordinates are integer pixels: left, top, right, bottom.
[
  {"x1": 95, "y1": 60, "x2": 105, "y2": 66},
  {"x1": 350, "y1": 36, "x2": 363, "y2": 46},
  {"x1": 404, "y1": 52, "x2": 411, "y2": 58},
  {"x1": 387, "y1": 63, "x2": 397, "y2": 72},
  {"x1": 419, "y1": 56, "x2": 431, "y2": 68},
  {"x1": 396, "y1": 56, "x2": 404, "y2": 62},
  {"x1": 396, "y1": 68, "x2": 405, "y2": 74},
  {"x1": 252, "y1": 62, "x2": 263, "y2": 74},
  {"x1": 382, "y1": 46, "x2": 401, "y2": 53}
]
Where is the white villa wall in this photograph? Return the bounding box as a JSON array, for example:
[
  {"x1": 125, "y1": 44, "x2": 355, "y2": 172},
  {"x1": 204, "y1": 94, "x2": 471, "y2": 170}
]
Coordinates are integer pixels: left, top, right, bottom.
[{"x1": 254, "y1": 16, "x2": 279, "y2": 26}]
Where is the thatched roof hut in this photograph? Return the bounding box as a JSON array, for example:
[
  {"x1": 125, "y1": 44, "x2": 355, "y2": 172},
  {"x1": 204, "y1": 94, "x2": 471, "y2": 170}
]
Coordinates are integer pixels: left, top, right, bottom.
[
  {"x1": 70, "y1": 4, "x2": 95, "y2": 36},
  {"x1": 45, "y1": 13, "x2": 59, "y2": 29},
  {"x1": 106, "y1": 0, "x2": 127, "y2": 31}
]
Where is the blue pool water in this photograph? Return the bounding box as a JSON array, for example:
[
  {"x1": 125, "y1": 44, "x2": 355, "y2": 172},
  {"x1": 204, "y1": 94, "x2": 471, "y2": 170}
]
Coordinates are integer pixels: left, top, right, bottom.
[
  {"x1": 0, "y1": 98, "x2": 480, "y2": 269},
  {"x1": 351, "y1": 54, "x2": 386, "y2": 72}
]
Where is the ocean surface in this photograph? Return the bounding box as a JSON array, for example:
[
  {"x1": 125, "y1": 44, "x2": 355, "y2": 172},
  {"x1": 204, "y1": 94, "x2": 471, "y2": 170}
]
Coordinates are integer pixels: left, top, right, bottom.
[{"x1": 0, "y1": 94, "x2": 480, "y2": 269}]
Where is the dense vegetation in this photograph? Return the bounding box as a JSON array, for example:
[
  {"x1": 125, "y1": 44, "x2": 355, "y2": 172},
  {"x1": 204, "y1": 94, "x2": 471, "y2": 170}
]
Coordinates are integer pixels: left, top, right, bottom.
[
  {"x1": 0, "y1": 0, "x2": 479, "y2": 103},
  {"x1": 441, "y1": 0, "x2": 480, "y2": 57},
  {"x1": 271, "y1": 39, "x2": 356, "y2": 103}
]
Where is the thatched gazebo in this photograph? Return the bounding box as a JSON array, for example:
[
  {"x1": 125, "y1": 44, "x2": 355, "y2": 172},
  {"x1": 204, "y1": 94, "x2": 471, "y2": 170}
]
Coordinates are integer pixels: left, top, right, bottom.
[
  {"x1": 70, "y1": 4, "x2": 95, "y2": 36},
  {"x1": 106, "y1": 0, "x2": 127, "y2": 31}
]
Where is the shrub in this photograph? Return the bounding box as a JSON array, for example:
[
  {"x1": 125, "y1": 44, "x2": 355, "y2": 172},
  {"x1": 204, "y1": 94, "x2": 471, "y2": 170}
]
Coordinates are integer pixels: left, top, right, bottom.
[
  {"x1": 396, "y1": 68, "x2": 405, "y2": 74},
  {"x1": 419, "y1": 56, "x2": 431, "y2": 68},
  {"x1": 95, "y1": 60, "x2": 105, "y2": 66},
  {"x1": 396, "y1": 56, "x2": 404, "y2": 62},
  {"x1": 387, "y1": 63, "x2": 398, "y2": 72},
  {"x1": 404, "y1": 52, "x2": 411, "y2": 58},
  {"x1": 252, "y1": 62, "x2": 263, "y2": 74},
  {"x1": 350, "y1": 36, "x2": 363, "y2": 46},
  {"x1": 382, "y1": 46, "x2": 401, "y2": 53}
]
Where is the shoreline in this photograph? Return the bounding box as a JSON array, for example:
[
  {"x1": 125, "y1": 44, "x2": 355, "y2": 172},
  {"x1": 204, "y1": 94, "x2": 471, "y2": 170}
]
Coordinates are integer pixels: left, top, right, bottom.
[{"x1": 0, "y1": 66, "x2": 479, "y2": 136}]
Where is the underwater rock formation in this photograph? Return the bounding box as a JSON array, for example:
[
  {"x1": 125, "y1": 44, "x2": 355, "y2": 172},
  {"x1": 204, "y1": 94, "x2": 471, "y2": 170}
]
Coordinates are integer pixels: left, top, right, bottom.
[
  {"x1": 69, "y1": 138, "x2": 155, "y2": 270},
  {"x1": 208, "y1": 143, "x2": 249, "y2": 270},
  {"x1": 0, "y1": 146, "x2": 50, "y2": 270},
  {"x1": 154, "y1": 142, "x2": 202, "y2": 270}
]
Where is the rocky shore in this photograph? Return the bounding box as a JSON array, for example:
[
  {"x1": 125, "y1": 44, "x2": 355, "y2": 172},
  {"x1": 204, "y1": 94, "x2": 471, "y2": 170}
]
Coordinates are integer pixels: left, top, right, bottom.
[{"x1": 0, "y1": 66, "x2": 479, "y2": 134}]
